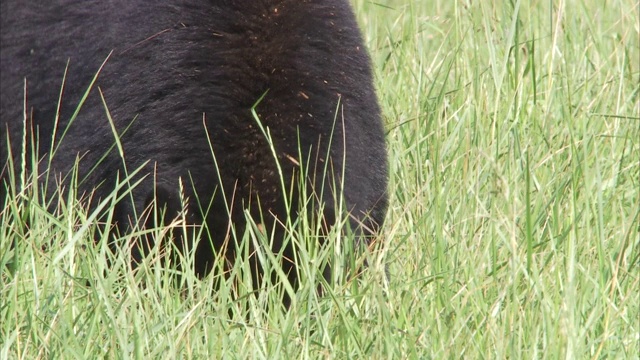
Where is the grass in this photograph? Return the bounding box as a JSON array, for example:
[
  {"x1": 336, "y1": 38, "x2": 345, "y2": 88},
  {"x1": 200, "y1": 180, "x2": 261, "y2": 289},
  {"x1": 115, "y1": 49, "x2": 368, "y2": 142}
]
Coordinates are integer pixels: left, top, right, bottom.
[{"x1": 2, "y1": 0, "x2": 639, "y2": 358}]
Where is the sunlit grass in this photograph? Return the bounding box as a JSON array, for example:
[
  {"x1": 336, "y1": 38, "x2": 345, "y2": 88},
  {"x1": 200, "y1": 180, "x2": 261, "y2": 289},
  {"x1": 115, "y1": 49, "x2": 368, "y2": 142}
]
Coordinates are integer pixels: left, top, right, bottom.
[{"x1": 2, "y1": 0, "x2": 639, "y2": 358}]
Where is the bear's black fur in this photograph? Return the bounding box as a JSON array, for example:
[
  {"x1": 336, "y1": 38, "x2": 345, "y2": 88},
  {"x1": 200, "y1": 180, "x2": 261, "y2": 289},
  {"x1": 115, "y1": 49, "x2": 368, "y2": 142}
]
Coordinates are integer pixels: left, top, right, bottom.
[{"x1": 1, "y1": 0, "x2": 388, "y2": 291}]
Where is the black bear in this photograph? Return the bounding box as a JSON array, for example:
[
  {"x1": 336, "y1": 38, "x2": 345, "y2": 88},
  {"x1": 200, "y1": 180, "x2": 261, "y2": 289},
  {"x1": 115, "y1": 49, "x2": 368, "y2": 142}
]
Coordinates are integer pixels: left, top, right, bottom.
[{"x1": 1, "y1": 0, "x2": 388, "y2": 293}]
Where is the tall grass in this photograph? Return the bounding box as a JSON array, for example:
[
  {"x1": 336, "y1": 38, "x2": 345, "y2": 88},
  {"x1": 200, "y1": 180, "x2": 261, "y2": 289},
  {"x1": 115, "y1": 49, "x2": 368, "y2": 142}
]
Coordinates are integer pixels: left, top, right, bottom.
[{"x1": 2, "y1": 0, "x2": 639, "y2": 358}]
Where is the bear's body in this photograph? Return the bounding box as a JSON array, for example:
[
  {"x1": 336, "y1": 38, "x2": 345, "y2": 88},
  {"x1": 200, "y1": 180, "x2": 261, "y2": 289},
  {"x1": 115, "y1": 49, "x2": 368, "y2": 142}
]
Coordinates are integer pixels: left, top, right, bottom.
[{"x1": 1, "y1": 1, "x2": 388, "y2": 286}]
